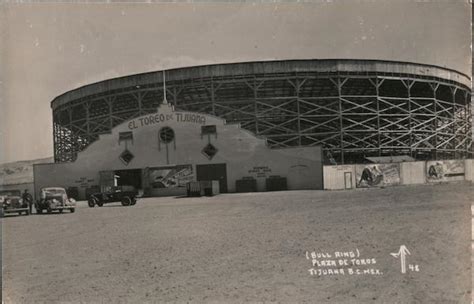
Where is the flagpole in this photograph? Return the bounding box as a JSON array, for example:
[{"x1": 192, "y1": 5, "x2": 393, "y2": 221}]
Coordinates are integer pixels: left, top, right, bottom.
[{"x1": 163, "y1": 70, "x2": 168, "y2": 105}]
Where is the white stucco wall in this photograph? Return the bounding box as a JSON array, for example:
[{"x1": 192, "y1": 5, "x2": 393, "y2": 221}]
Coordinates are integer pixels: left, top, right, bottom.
[
  {"x1": 400, "y1": 161, "x2": 426, "y2": 185},
  {"x1": 323, "y1": 165, "x2": 356, "y2": 190},
  {"x1": 465, "y1": 159, "x2": 474, "y2": 182},
  {"x1": 34, "y1": 104, "x2": 323, "y2": 199}
]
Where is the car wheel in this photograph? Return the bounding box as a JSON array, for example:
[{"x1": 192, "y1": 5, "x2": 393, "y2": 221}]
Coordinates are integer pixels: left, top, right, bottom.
[
  {"x1": 88, "y1": 198, "x2": 96, "y2": 208},
  {"x1": 121, "y1": 196, "x2": 131, "y2": 206},
  {"x1": 97, "y1": 201, "x2": 103, "y2": 207},
  {"x1": 70, "y1": 208, "x2": 75, "y2": 213},
  {"x1": 131, "y1": 198, "x2": 137, "y2": 206},
  {"x1": 46, "y1": 204, "x2": 52, "y2": 214}
]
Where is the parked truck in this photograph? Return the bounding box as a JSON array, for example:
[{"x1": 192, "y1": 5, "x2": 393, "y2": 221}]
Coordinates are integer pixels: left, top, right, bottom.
[{"x1": 88, "y1": 185, "x2": 138, "y2": 207}]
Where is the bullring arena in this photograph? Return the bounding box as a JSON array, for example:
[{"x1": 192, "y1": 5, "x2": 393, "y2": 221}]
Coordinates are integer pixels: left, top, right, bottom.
[
  {"x1": 35, "y1": 59, "x2": 473, "y2": 198},
  {"x1": 52, "y1": 59, "x2": 472, "y2": 164}
]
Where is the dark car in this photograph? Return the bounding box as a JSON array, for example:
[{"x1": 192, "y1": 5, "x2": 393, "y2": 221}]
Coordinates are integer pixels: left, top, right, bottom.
[
  {"x1": 35, "y1": 187, "x2": 76, "y2": 214},
  {"x1": 88, "y1": 186, "x2": 138, "y2": 207},
  {"x1": 0, "y1": 190, "x2": 30, "y2": 216}
]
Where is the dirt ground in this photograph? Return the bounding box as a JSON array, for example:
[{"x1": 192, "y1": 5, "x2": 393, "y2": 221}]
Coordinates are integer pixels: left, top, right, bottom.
[{"x1": 2, "y1": 183, "x2": 473, "y2": 303}]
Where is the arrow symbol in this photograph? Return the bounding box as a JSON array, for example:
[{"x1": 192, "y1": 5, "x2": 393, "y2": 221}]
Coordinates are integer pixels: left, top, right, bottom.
[{"x1": 390, "y1": 245, "x2": 411, "y2": 274}]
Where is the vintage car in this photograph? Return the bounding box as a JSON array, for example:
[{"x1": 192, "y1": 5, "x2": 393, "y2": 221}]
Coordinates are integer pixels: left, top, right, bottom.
[
  {"x1": 88, "y1": 185, "x2": 138, "y2": 207},
  {"x1": 0, "y1": 190, "x2": 30, "y2": 216},
  {"x1": 35, "y1": 187, "x2": 76, "y2": 214}
]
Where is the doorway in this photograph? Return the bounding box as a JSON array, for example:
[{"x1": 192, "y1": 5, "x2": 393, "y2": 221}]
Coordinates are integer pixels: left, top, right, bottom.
[
  {"x1": 115, "y1": 169, "x2": 142, "y2": 190},
  {"x1": 196, "y1": 163, "x2": 228, "y2": 193},
  {"x1": 344, "y1": 172, "x2": 352, "y2": 189}
]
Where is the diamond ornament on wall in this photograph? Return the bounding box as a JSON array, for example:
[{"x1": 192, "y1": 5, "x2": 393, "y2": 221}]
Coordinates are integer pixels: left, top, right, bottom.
[
  {"x1": 202, "y1": 143, "x2": 218, "y2": 160},
  {"x1": 119, "y1": 149, "x2": 134, "y2": 165}
]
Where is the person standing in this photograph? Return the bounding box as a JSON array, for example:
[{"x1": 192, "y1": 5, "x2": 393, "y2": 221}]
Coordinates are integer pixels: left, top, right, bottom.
[{"x1": 22, "y1": 189, "x2": 33, "y2": 214}]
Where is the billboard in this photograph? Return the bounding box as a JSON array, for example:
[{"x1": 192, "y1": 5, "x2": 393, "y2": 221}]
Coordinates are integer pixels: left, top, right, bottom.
[
  {"x1": 426, "y1": 160, "x2": 465, "y2": 182},
  {"x1": 355, "y1": 164, "x2": 400, "y2": 188},
  {"x1": 148, "y1": 165, "x2": 194, "y2": 189}
]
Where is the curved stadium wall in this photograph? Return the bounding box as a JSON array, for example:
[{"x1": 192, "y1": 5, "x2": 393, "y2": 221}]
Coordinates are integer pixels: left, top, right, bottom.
[{"x1": 51, "y1": 59, "x2": 472, "y2": 164}]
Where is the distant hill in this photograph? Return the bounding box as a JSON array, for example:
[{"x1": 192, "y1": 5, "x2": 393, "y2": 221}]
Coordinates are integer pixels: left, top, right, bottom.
[{"x1": 0, "y1": 157, "x2": 53, "y2": 186}]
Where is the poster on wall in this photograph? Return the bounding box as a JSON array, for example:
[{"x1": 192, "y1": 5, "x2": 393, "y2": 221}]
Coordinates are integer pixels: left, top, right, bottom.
[
  {"x1": 148, "y1": 165, "x2": 194, "y2": 189},
  {"x1": 426, "y1": 160, "x2": 465, "y2": 182},
  {"x1": 355, "y1": 163, "x2": 400, "y2": 188}
]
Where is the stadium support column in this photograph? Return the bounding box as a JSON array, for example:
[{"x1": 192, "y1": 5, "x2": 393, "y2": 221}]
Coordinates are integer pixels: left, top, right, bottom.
[
  {"x1": 211, "y1": 77, "x2": 215, "y2": 116},
  {"x1": 432, "y1": 83, "x2": 439, "y2": 160},
  {"x1": 137, "y1": 91, "x2": 143, "y2": 116},
  {"x1": 460, "y1": 90, "x2": 469, "y2": 158},
  {"x1": 336, "y1": 77, "x2": 345, "y2": 164},
  {"x1": 407, "y1": 80, "x2": 414, "y2": 158},
  {"x1": 68, "y1": 107, "x2": 73, "y2": 162},
  {"x1": 85, "y1": 102, "x2": 90, "y2": 145},
  {"x1": 451, "y1": 87, "x2": 457, "y2": 159},
  {"x1": 294, "y1": 76, "x2": 302, "y2": 146},
  {"x1": 460, "y1": 91, "x2": 467, "y2": 157},
  {"x1": 375, "y1": 77, "x2": 381, "y2": 157},
  {"x1": 172, "y1": 86, "x2": 178, "y2": 107},
  {"x1": 253, "y1": 77, "x2": 259, "y2": 135},
  {"x1": 107, "y1": 96, "x2": 113, "y2": 131},
  {"x1": 466, "y1": 93, "x2": 470, "y2": 156},
  {"x1": 52, "y1": 112, "x2": 57, "y2": 162}
]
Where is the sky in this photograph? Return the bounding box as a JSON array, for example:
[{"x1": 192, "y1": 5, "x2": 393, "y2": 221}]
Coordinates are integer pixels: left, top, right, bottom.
[{"x1": 0, "y1": 1, "x2": 471, "y2": 164}]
